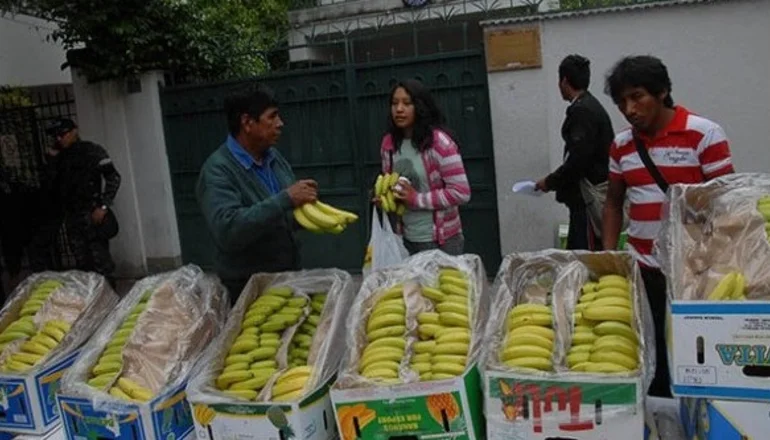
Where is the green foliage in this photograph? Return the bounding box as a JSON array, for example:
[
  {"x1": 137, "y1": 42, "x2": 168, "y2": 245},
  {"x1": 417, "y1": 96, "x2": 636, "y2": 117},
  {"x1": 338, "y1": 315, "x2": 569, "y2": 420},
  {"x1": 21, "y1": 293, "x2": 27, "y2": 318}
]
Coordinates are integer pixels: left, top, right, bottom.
[
  {"x1": 0, "y1": 0, "x2": 290, "y2": 82},
  {"x1": 0, "y1": 86, "x2": 33, "y2": 108}
]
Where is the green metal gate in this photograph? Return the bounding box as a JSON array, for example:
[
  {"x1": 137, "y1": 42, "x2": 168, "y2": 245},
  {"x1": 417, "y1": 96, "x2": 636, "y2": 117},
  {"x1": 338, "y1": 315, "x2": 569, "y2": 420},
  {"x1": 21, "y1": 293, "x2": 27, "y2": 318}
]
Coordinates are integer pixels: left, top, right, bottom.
[{"x1": 160, "y1": 45, "x2": 501, "y2": 274}]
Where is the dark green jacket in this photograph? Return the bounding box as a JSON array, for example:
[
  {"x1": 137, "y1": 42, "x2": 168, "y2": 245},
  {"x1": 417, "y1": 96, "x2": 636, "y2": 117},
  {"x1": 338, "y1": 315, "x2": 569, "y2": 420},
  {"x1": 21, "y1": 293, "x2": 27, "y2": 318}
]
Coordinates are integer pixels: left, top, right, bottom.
[{"x1": 196, "y1": 144, "x2": 299, "y2": 282}]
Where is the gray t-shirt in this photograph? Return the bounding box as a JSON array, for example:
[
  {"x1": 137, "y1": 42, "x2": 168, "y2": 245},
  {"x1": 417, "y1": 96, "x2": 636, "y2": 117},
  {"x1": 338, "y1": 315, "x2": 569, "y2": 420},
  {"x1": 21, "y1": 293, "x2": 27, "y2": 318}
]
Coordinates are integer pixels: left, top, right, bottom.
[{"x1": 393, "y1": 139, "x2": 434, "y2": 243}]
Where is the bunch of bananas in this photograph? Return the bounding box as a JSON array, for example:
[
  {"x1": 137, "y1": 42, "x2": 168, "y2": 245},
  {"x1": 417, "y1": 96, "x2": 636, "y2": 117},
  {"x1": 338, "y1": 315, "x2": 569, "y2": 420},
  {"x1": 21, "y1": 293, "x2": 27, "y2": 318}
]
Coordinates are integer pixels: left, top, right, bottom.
[
  {"x1": 294, "y1": 201, "x2": 358, "y2": 234},
  {"x1": 407, "y1": 268, "x2": 471, "y2": 381},
  {"x1": 499, "y1": 304, "x2": 554, "y2": 372},
  {"x1": 358, "y1": 285, "x2": 406, "y2": 383},
  {"x1": 707, "y1": 271, "x2": 746, "y2": 300},
  {"x1": 193, "y1": 404, "x2": 216, "y2": 426},
  {"x1": 215, "y1": 286, "x2": 308, "y2": 401},
  {"x1": 568, "y1": 275, "x2": 640, "y2": 374},
  {"x1": 374, "y1": 172, "x2": 406, "y2": 216},
  {"x1": 1, "y1": 320, "x2": 71, "y2": 373},
  {"x1": 87, "y1": 291, "x2": 154, "y2": 402},
  {"x1": 759, "y1": 195, "x2": 770, "y2": 241},
  {"x1": 287, "y1": 294, "x2": 326, "y2": 368},
  {"x1": 270, "y1": 365, "x2": 314, "y2": 402},
  {"x1": 0, "y1": 280, "x2": 63, "y2": 351}
]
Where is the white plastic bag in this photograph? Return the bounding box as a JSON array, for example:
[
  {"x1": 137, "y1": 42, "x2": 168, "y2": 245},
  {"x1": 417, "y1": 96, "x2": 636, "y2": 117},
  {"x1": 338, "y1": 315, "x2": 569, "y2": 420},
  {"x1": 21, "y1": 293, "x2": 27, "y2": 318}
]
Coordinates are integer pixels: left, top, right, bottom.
[{"x1": 362, "y1": 207, "x2": 408, "y2": 277}]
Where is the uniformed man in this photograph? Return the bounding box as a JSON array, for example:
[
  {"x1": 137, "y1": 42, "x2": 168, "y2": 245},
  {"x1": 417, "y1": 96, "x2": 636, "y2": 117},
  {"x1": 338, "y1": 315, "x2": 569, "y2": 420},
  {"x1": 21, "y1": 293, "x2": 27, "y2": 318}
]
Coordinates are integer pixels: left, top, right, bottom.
[{"x1": 30, "y1": 119, "x2": 121, "y2": 281}]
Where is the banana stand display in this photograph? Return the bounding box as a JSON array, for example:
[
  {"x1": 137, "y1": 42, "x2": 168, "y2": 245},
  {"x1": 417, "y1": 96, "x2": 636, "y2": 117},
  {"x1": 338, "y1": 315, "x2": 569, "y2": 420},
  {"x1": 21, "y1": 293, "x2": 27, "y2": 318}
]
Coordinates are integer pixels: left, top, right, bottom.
[
  {"x1": 0, "y1": 272, "x2": 118, "y2": 435},
  {"x1": 481, "y1": 250, "x2": 654, "y2": 440},
  {"x1": 330, "y1": 250, "x2": 490, "y2": 440},
  {"x1": 185, "y1": 269, "x2": 355, "y2": 440},
  {"x1": 657, "y1": 173, "x2": 770, "y2": 439},
  {"x1": 55, "y1": 265, "x2": 228, "y2": 440}
]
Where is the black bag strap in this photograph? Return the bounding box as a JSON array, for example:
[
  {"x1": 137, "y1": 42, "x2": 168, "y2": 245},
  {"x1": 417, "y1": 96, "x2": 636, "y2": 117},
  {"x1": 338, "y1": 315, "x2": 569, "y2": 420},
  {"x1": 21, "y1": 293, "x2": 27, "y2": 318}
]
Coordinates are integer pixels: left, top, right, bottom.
[{"x1": 633, "y1": 136, "x2": 669, "y2": 194}]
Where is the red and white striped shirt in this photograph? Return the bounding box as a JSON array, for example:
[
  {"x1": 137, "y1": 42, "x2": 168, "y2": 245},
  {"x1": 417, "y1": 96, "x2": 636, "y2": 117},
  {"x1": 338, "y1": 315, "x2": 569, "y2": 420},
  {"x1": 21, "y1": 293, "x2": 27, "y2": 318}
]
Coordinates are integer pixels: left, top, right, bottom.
[{"x1": 609, "y1": 106, "x2": 734, "y2": 268}]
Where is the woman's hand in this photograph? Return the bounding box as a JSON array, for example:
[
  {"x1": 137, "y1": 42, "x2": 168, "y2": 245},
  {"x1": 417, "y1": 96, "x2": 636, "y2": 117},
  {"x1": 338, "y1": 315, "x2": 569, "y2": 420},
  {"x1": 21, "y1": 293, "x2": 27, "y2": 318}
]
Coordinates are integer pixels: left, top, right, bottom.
[{"x1": 393, "y1": 181, "x2": 417, "y2": 204}]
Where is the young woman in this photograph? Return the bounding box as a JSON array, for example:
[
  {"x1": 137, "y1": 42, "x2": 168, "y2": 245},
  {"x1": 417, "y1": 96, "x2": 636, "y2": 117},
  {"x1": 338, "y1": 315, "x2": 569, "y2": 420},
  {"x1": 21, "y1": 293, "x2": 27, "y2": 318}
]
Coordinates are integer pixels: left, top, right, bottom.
[{"x1": 379, "y1": 79, "x2": 471, "y2": 256}]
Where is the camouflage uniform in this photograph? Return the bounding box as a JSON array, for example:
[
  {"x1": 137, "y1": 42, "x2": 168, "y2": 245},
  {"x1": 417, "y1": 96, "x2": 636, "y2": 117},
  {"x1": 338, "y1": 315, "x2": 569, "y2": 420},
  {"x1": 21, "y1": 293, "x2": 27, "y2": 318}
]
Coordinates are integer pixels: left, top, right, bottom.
[{"x1": 31, "y1": 140, "x2": 121, "y2": 275}]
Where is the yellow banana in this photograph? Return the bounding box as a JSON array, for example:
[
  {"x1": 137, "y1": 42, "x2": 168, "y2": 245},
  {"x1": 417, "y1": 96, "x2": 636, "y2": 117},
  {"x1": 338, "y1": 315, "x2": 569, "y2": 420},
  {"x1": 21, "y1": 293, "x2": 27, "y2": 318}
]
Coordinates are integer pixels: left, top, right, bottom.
[
  {"x1": 413, "y1": 340, "x2": 436, "y2": 354},
  {"x1": 248, "y1": 347, "x2": 277, "y2": 361},
  {"x1": 230, "y1": 339, "x2": 259, "y2": 354},
  {"x1": 88, "y1": 373, "x2": 117, "y2": 388},
  {"x1": 731, "y1": 273, "x2": 746, "y2": 299},
  {"x1": 441, "y1": 283, "x2": 468, "y2": 297},
  {"x1": 11, "y1": 352, "x2": 43, "y2": 365},
  {"x1": 367, "y1": 325, "x2": 405, "y2": 341},
  {"x1": 231, "y1": 375, "x2": 272, "y2": 391},
  {"x1": 592, "y1": 337, "x2": 638, "y2": 359},
  {"x1": 21, "y1": 341, "x2": 50, "y2": 356},
  {"x1": 388, "y1": 172, "x2": 401, "y2": 188},
  {"x1": 421, "y1": 287, "x2": 446, "y2": 303},
  {"x1": 8, "y1": 320, "x2": 37, "y2": 336},
  {"x1": 439, "y1": 312, "x2": 470, "y2": 328},
  {"x1": 432, "y1": 342, "x2": 469, "y2": 356},
  {"x1": 590, "y1": 296, "x2": 632, "y2": 309},
  {"x1": 277, "y1": 366, "x2": 313, "y2": 385},
  {"x1": 594, "y1": 321, "x2": 638, "y2": 343},
  {"x1": 504, "y1": 333, "x2": 553, "y2": 351},
  {"x1": 418, "y1": 324, "x2": 442, "y2": 339},
  {"x1": 594, "y1": 287, "x2": 631, "y2": 301},
  {"x1": 225, "y1": 354, "x2": 253, "y2": 366},
  {"x1": 40, "y1": 326, "x2": 66, "y2": 342},
  {"x1": 118, "y1": 378, "x2": 154, "y2": 401},
  {"x1": 436, "y1": 328, "x2": 470, "y2": 343},
  {"x1": 440, "y1": 268, "x2": 465, "y2": 279},
  {"x1": 367, "y1": 314, "x2": 406, "y2": 333},
  {"x1": 432, "y1": 362, "x2": 465, "y2": 376},
  {"x1": 506, "y1": 314, "x2": 551, "y2": 332},
  {"x1": 436, "y1": 302, "x2": 469, "y2": 316},
  {"x1": 412, "y1": 353, "x2": 432, "y2": 364},
  {"x1": 263, "y1": 286, "x2": 294, "y2": 297},
  {"x1": 251, "y1": 360, "x2": 278, "y2": 370},
  {"x1": 583, "y1": 305, "x2": 633, "y2": 325},
  {"x1": 572, "y1": 331, "x2": 597, "y2": 345},
  {"x1": 374, "y1": 174, "x2": 385, "y2": 196},
  {"x1": 417, "y1": 312, "x2": 440, "y2": 325},
  {"x1": 589, "y1": 350, "x2": 638, "y2": 370},
  {"x1": 45, "y1": 320, "x2": 72, "y2": 333},
  {"x1": 432, "y1": 354, "x2": 467, "y2": 365},
  {"x1": 360, "y1": 351, "x2": 404, "y2": 371},
  {"x1": 580, "y1": 292, "x2": 598, "y2": 303},
  {"x1": 272, "y1": 388, "x2": 306, "y2": 402},
  {"x1": 362, "y1": 360, "x2": 400, "y2": 375},
  {"x1": 302, "y1": 203, "x2": 340, "y2": 229},
  {"x1": 372, "y1": 303, "x2": 406, "y2": 317},
  {"x1": 0, "y1": 331, "x2": 29, "y2": 344},
  {"x1": 581, "y1": 282, "x2": 598, "y2": 294},
  {"x1": 223, "y1": 362, "x2": 249, "y2": 373},
  {"x1": 583, "y1": 362, "x2": 632, "y2": 373},
  {"x1": 508, "y1": 325, "x2": 554, "y2": 341},
  {"x1": 92, "y1": 361, "x2": 122, "y2": 376},
  {"x1": 316, "y1": 201, "x2": 358, "y2": 224},
  {"x1": 363, "y1": 368, "x2": 399, "y2": 379},
  {"x1": 508, "y1": 304, "x2": 552, "y2": 319},
  {"x1": 598, "y1": 275, "x2": 629, "y2": 285},
  {"x1": 361, "y1": 346, "x2": 404, "y2": 364},
  {"x1": 410, "y1": 362, "x2": 431, "y2": 374},
  {"x1": 439, "y1": 275, "x2": 469, "y2": 291},
  {"x1": 569, "y1": 344, "x2": 592, "y2": 353},
  {"x1": 216, "y1": 370, "x2": 253, "y2": 389},
  {"x1": 500, "y1": 345, "x2": 551, "y2": 362},
  {"x1": 567, "y1": 351, "x2": 591, "y2": 367},
  {"x1": 109, "y1": 386, "x2": 133, "y2": 401}
]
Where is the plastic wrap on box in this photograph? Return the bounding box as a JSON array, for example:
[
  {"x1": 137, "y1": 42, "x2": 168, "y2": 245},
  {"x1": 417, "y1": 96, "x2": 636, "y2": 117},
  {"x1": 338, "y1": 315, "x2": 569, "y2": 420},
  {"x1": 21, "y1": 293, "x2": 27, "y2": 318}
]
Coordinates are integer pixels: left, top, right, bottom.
[
  {"x1": 657, "y1": 173, "x2": 770, "y2": 300},
  {"x1": 336, "y1": 250, "x2": 489, "y2": 389},
  {"x1": 187, "y1": 268, "x2": 355, "y2": 403},
  {"x1": 0, "y1": 271, "x2": 118, "y2": 371},
  {"x1": 482, "y1": 250, "x2": 655, "y2": 388},
  {"x1": 60, "y1": 265, "x2": 228, "y2": 411}
]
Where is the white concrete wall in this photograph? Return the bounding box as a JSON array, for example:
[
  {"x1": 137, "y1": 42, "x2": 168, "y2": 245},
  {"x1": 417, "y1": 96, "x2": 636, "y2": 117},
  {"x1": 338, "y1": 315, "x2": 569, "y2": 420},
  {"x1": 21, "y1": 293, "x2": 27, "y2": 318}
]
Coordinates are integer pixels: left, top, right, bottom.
[
  {"x1": 487, "y1": 0, "x2": 770, "y2": 255},
  {"x1": 71, "y1": 70, "x2": 182, "y2": 277},
  {"x1": 0, "y1": 14, "x2": 70, "y2": 86}
]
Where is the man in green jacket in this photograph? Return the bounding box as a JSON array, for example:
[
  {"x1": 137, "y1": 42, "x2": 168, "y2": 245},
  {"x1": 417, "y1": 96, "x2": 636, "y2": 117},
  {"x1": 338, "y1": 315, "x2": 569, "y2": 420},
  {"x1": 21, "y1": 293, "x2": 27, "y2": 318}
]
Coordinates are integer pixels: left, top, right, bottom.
[{"x1": 197, "y1": 84, "x2": 318, "y2": 301}]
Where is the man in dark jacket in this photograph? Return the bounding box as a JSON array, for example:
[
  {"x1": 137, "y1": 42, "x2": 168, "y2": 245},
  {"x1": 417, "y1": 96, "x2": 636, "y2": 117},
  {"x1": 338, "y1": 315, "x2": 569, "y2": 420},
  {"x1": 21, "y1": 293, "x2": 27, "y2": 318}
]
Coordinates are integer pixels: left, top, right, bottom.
[
  {"x1": 196, "y1": 85, "x2": 318, "y2": 302},
  {"x1": 537, "y1": 54, "x2": 615, "y2": 250},
  {"x1": 30, "y1": 119, "x2": 121, "y2": 280}
]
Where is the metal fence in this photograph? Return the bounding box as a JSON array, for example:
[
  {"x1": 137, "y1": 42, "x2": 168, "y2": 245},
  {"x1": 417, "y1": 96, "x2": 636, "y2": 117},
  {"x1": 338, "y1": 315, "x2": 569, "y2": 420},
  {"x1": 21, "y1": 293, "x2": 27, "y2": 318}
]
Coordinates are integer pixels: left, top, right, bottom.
[{"x1": 0, "y1": 84, "x2": 78, "y2": 271}]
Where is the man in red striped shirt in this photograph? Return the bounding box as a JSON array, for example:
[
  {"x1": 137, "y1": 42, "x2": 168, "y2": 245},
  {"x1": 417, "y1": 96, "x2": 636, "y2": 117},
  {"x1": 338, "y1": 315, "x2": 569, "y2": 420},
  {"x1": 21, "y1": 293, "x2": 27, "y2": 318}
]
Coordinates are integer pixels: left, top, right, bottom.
[{"x1": 601, "y1": 56, "x2": 735, "y2": 397}]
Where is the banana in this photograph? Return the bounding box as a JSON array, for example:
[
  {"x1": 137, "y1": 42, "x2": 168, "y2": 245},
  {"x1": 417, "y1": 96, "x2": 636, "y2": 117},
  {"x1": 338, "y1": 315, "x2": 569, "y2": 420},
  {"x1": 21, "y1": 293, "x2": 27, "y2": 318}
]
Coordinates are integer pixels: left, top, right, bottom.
[
  {"x1": 439, "y1": 312, "x2": 470, "y2": 328},
  {"x1": 590, "y1": 350, "x2": 638, "y2": 370},
  {"x1": 572, "y1": 331, "x2": 598, "y2": 345},
  {"x1": 374, "y1": 174, "x2": 385, "y2": 196},
  {"x1": 501, "y1": 345, "x2": 551, "y2": 362},
  {"x1": 381, "y1": 285, "x2": 404, "y2": 300},
  {"x1": 224, "y1": 389, "x2": 258, "y2": 400},
  {"x1": 442, "y1": 295, "x2": 469, "y2": 306},
  {"x1": 418, "y1": 324, "x2": 442, "y2": 339},
  {"x1": 417, "y1": 312, "x2": 440, "y2": 325},
  {"x1": 583, "y1": 306, "x2": 633, "y2": 325},
  {"x1": 386, "y1": 192, "x2": 397, "y2": 213},
  {"x1": 441, "y1": 283, "x2": 468, "y2": 297},
  {"x1": 569, "y1": 344, "x2": 592, "y2": 353},
  {"x1": 594, "y1": 321, "x2": 638, "y2": 343},
  {"x1": 260, "y1": 333, "x2": 280, "y2": 342},
  {"x1": 272, "y1": 389, "x2": 306, "y2": 402},
  {"x1": 109, "y1": 387, "x2": 133, "y2": 401},
  {"x1": 410, "y1": 362, "x2": 431, "y2": 374},
  {"x1": 363, "y1": 368, "x2": 399, "y2": 379},
  {"x1": 506, "y1": 314, "x2": 552, "y2": 332},
  {"x1": 583, "y1": 362, "x2": 631, "y2": 373},
  {"x1": 504, "y1": 356, "x2": 552, "y2": 371},
  {"x1": 277, "y1": 366, "x2": 313, "y2": 385},
  {"x1": 581, "y1": 282, "x2": 598, "y2": 294},
  {"x1": 118, "y1": 378, "x2": 154, "y2": 401},
  {"x1": 508, "y1": 304, "x2": 552, "y2": 319},
  {"x1": 731, "y1": 273, "x2": 746, "y2": 300},
  {"x1": 230, "y1": 340, "x2": 259, "y2": 354},
  {"x1": 567, "y1": 351, "x2": 591, "y2": 367},
  {"x1": 597, "y1": 279, "x2": 630, "y2": 291},
  {"x1": 103, "y1": 344, "x2": 123, "y2": 356},
  {"x1": 435, "y1": 327, "x2": 470, "y2": 340},
  {"x1": 225, "y1": 354, "x2": 253, "y2": 366},
  {"x1": 362, "y1": 360, "x2": 400, "y2": 375},
  {"x1": 432, "y1": 342, "x2": 469, "y2": 356},
  {"x1": 263, "y1": 286, "x2": 294, "y2": 298},
  {"x1": 367, "y1": 325, "x2": 406, "y2": 341},
  {"x1": 439, "y1": 275, "x2": 469, "y2": 291},
  {"x1": 39, "y1": 325, "x2": 65, "y2": 343},
  {"x1": 293, "y1": 334, "x2": 313, "y2": 348},
  {"x1": 316, "y1": 201, "x2": 358, "y2": 224},
  {"x1": 436, "y1": 302, "x2": 469, "y2": 316},
  {"x1": 432, "y1": 354, "x2": 467, "y2": 365},
  {"x1": 504, "y1": 333, "x2": 553, "y2": 351},
  {"x1": 440, "y1": 268, "x2": 465, "y2": 279},
  {"x1": 367, "y1": 314, "x2": 406, "y2": 333},
  {"x1": 88, "y1": 373, "x2": 117, "y2": 388},
  {"x1": 249, "y1": 347, "x2": 278, "y2": 361},
  {"x1": 11, "y1": 352, "x2": 43, "y2": 365},
  {"x1": 223, "y1": 362, "x2": 249, "y2": 373},
  {"x1": 372, "y1": 303, "x2": 406, "y2": 317},
  {"x1": 412, "y1": 353, "x2": 432, "y2": 363},
  {"x1": 360, "y1": 350, "x2": 404, "y2": 371},
  {"x1": 46, "y1": 320, "x2": 72, "y2": 333},
  {"x1": 0, "y1": 331, "x2": 29, "y2": 344},
  {"x1": 571, "y1": 362, "x2": 591, "y2": 372},
  {"x1": 590, "y1": 296, "x2": 632, "y2": 310},
  {"x1": 508, "y1": 325, "x2": 554, "y2": 341},
  {"x1": 599, "y1": 275, "x2": 629, "y2": 285},
  {"x1": 21, "y1": 341, "x2": 50, "y2": 356},
  {"x1": 307, "y1": 315, "x2": 321, "y2": 326},
  {"x1": 592, "y1": 336, "x2": 638, "y2": 359},
  {"x1": 580, "y1": 293, "x2": 598, "y2": 303},
  {"x1": 8, "y1": 320, "x2": 37, "y2": 336},
  {"x1": 99, "y1": 353, "x2": 123, "y2": 364},
  {"x1": 421, "y1": 287, "x2": 447, "y2": 303},
  {"x1": 594, "y1": 287, "x2": 631, "y2": 301},
  {"x1": 388, "y1": 172, "x2": 401, "y2": 188},
  {"x1": 432, "y1": 362, "x2": 465, "y2": 376},
  {"x1": 231, "y1": 375, "x2": 272, "y2": 391},
  {"x1": 92, "y1": 361, "x2": 122, "y2": 376},
  {"x1": 437, "y1": 331, "x2": 471, "y2": 345},
  {"x1": 251, "y1": 360, "x2": 278, "y2": 370},
  {"x1": 5, "y1": 360, "x2": 32, "y2": 373},
  {"x1": 413, "y1": 340, "x2": 436, "y2": 354}
]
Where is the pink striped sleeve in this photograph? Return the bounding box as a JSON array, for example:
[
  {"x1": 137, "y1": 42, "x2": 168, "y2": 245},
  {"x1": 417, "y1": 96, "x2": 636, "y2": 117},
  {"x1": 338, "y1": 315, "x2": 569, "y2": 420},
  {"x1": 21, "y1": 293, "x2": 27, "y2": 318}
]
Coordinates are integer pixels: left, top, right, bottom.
[
  {"x1": 412, "y1": 130, "x2": 471, "y2": 210},
  {"x1": 380, "y1": 135, "x2": 392, "y2": 173}
]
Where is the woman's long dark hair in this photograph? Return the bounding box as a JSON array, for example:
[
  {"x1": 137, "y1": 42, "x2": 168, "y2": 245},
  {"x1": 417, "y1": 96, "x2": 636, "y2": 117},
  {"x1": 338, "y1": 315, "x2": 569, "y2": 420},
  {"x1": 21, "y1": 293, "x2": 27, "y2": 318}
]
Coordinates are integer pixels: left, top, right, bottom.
[{"x1": 386, "y1": 79, "x2": 457, "y2": 153}]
